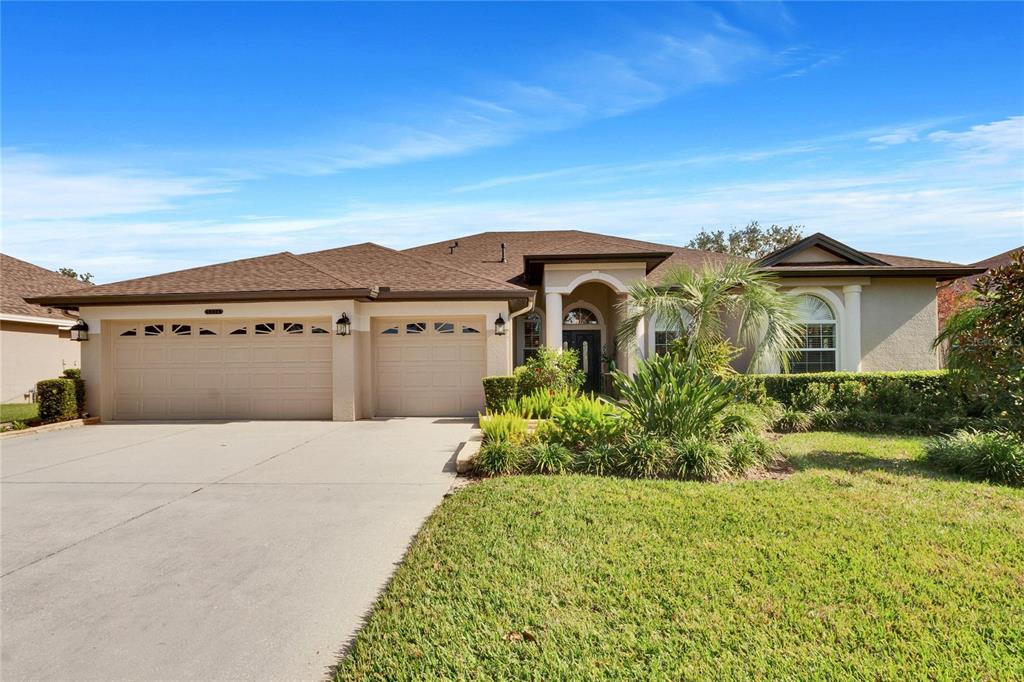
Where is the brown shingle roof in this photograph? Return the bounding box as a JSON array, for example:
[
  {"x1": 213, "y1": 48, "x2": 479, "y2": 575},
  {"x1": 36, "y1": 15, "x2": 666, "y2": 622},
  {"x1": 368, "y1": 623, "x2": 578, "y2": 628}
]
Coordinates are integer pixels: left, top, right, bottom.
[
  {"x1": 1, "y1": 254, "x2": 84, "y2": 321},
  {"x1": 299, "y1": 243, "x2": 525, "y2": 293}
]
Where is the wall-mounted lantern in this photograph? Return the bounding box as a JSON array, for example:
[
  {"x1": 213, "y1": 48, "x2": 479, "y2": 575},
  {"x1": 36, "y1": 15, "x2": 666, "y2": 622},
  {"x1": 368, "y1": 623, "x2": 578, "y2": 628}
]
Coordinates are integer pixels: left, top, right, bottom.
[
  {"x1": 335, "y1": 313, "x2": 351, "y2": 336},
  {"x1": 494, "y1": 313, "x2": 506, "y2": 336},
  {"x1": 69, "y1": 319, "x2": 89, "y2": 342}
]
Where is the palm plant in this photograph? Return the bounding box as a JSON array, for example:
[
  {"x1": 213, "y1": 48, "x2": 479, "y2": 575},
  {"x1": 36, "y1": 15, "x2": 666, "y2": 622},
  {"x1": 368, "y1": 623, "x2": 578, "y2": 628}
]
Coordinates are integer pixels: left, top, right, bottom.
[{"x1": 616, "y1": 261, "x2": 803, "y2": 373}]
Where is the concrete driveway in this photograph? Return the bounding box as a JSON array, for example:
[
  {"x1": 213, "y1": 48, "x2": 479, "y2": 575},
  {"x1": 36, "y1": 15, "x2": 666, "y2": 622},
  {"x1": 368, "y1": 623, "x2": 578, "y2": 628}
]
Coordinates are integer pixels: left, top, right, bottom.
[{"x1": 1, "y1": 419, "x2": 469, "y2": 681}]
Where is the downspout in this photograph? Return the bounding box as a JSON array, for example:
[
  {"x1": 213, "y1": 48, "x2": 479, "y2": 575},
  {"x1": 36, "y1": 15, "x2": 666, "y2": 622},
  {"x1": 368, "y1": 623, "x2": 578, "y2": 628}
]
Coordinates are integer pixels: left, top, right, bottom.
[{"x1": 507, "y1": 294, "x2": 537, "y2": 370}]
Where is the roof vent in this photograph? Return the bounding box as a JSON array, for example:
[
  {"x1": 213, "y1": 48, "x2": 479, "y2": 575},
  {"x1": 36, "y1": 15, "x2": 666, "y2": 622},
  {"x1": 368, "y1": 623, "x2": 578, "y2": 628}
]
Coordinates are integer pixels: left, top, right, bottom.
[
  {"x1": 500, "y1": 242, "x2": 507, "y2": 263},
  {"x1": 448, "y1": 241, "x2": 459, "y2": 254}
]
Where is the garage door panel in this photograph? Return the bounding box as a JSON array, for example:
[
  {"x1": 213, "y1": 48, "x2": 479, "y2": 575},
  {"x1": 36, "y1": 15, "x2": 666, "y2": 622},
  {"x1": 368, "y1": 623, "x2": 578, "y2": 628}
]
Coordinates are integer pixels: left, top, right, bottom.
[
  {"x1": 112, "y1": 318, "x2": 331, "y2": 420},
  {"x1": 374, "y1": 316, "x2": 486, "y2": 417}
]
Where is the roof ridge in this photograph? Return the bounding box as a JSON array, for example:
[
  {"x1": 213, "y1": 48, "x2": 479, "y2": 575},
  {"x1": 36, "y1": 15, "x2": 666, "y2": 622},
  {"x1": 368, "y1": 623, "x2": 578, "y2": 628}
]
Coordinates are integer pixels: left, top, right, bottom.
[
  {"x1": 285, "y1": 251, "x2": 359, "y2": 288},
  {"x1": 362, "y1": 242, "x2": 526, "y2": 290}
]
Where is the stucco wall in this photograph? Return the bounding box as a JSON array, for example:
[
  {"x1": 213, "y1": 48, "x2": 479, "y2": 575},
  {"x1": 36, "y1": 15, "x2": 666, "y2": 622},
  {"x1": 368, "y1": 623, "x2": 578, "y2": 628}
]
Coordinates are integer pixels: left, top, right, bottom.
[
  {"x1": 0, "y1": 321, "x2": 80, "y2": 403},
  {"x1": 859, "y1": 278, "x2": 939, "y2": 371}
]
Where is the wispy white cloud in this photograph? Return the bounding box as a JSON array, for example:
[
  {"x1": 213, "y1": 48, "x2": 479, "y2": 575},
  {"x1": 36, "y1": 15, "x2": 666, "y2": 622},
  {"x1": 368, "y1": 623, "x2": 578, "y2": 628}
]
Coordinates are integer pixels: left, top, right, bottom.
[
  {"x1": 928, "y1": 116, "x2": 1024, "y2": 164},
  {"x1": 1, "y1": 149, "x2": 226, "y2": 221}
]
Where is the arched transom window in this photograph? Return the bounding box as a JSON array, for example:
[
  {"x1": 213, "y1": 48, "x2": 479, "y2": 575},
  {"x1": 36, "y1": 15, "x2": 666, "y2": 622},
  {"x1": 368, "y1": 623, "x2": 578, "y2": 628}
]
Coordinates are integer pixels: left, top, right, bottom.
[
  {"x1": 563, "y1": 308, "x2": 598, "y2": 326},
  {"x1": 789, "y1": 295, "x2": 837, "y2": 373}
]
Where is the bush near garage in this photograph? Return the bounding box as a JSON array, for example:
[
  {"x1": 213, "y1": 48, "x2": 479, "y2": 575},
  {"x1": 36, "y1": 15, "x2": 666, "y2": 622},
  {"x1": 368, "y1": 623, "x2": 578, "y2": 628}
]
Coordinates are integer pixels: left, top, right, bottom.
[
  {"x1": 482, "y1": 375, "x2": 519, "y2": 413},
  {"x1": 62, "y1": 368, "x2": 86, "y2": 417},
  {"x1": 36, "y1": 378, "x2": 78, "y2": 423}
]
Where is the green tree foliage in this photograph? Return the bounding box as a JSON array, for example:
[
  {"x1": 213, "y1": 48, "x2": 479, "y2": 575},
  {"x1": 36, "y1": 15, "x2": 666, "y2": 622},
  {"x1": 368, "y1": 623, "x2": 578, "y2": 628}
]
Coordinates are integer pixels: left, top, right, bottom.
[
  {"x1": 933, "y1": 251, "x2": 1024, "y2": 431},
  {"x1": 617, "y1": 261, "x2": 802, "y2": 373},
  {"x1": 57, "y1": 267, "x2": 94, "y2": 284},
  {"x1": 685, "y1": 220, "x2": 803, "y2": 259}
]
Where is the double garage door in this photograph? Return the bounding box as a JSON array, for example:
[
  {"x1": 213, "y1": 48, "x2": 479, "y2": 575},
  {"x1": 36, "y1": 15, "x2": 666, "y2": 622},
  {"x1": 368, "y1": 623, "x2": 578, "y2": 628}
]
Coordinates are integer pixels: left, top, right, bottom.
[
  {"x1": 111, "y1": 318, "x2": 333, "y2": 420},
  {"x1": 110, "y1": 315, "x2": 487, "y2": 420}
]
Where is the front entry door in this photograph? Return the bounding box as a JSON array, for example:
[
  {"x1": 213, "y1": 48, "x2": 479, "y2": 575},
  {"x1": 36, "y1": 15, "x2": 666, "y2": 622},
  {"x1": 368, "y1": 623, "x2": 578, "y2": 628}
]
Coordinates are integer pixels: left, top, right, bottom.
[{"x1": 563, "y1": 330, "x2": 601, "y2": 393}]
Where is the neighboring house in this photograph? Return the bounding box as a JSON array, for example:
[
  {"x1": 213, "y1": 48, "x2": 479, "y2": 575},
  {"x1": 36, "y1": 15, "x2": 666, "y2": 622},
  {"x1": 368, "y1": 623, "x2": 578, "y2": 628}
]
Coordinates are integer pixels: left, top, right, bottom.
[
  {"x1": 1, "y1": 254, "x2": 85, "y2": 403},
  {"x1": 937, "y1": 246, "x2": 1023, "y2": 328},
  {"x1": 32, "y1": 231, "x2": 982, "y2": 421}
]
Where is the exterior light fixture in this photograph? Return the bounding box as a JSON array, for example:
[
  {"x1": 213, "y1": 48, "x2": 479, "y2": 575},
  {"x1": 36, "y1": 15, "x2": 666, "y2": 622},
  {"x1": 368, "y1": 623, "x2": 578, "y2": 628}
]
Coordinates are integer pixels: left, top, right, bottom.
[
  {"x1": 335, "y1": 313, "x2": 351, "y2": 336},
  {"x1": 494, "y1": 313, "x2": 506, "y2": 336},
  {"x1": 69, "y1": 319, "x2": 89, "y2": 342}
]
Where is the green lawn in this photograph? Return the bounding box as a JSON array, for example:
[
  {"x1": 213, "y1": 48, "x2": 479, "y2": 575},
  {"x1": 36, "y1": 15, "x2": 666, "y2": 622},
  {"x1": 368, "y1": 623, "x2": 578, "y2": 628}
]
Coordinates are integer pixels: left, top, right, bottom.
[
  {"x1": 0, "y1": 403, "x2": 38, "y2": 423},
  {"x1": 334, "y1": 433, "x2": 1024, "y2": 680}
]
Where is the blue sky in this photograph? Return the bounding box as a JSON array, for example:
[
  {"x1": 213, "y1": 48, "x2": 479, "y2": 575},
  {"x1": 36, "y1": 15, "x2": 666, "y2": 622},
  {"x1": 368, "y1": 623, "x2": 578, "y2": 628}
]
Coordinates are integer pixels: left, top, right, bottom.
[{"x1": 2, "y1": 2, "x2": 1022, "y2": 282}]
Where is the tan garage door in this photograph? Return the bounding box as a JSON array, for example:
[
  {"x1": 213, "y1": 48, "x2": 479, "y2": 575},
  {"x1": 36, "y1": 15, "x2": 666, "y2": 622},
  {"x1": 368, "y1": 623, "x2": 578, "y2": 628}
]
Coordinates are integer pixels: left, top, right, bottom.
[
  {"x1": 373, "y1": 317, "x2": 486, "y2": 417},
  {"x1": 111, "y1": 319, "x2": 332, "y2": 420}
]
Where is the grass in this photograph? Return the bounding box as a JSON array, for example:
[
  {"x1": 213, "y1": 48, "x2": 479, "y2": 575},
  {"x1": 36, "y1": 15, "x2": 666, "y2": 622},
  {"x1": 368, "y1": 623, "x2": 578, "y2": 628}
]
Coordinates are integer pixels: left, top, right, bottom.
[
  {"x1": 333, "y1": 432, "x2": 1024, "y2": 680},
  {"x1": 0, "y1": 403, "x2": 38, "y2": 423}
]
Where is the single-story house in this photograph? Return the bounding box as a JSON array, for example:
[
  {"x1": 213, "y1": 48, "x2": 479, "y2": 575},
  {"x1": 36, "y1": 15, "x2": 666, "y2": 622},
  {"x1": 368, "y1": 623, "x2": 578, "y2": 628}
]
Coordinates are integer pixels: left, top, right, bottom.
[
  {"x1": 32, "y1": 231, "x2": 982, "y2": 421},
  {"x1": 1, "y1": 254, "x2": 84, "y2": 403}
]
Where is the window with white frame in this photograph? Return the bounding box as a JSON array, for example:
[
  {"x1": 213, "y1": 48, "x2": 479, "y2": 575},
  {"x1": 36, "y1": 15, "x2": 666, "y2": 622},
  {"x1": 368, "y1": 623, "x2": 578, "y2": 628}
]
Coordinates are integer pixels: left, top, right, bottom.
[
  {"x1": 789, "y1": 295, "x2": 837, "y2": 373},
  {"x1": 522, "y1": 312, "x2": 543, "y2": 361}
]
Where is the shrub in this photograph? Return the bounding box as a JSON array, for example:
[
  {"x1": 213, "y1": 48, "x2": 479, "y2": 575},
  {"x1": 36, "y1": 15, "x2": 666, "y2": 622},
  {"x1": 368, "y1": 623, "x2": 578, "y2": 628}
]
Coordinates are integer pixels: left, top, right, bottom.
[
  {"x1": 523, "y1": 442, "x2": 574, "y2": 474},
  {"x1": 503, "y1": 388, "x2": 576, "y2": 420},
  {"x1": 547, "y1": 394, "x2": 624, "y2": 452},
  {"x1": 727, "y1": 430, "x2": 777, "y2": 473},
  {"x1": 479, "y1": 412, "x2": 529, "y2": 444},
  {"x1": 834, "y1": 380, "x2": 868, "y2": 409},
  {"x1": 482, "y1": 375, "x2": 518, "y2": 413},
  {"x1": 62, "y1": 368, "x2": 86, "y2": 417},
  {"x1": 612, "y1": 354, "x2": 735, "y2": 440},
  {"x1": 718, "y1": 402, "x2": 774, "y2": 435},
  {"x1": 872, "y1": 381, "x2": 915, "y2": 413},
  {"x1": 670, "y1": 436, "x2": 728, "y2": 481},
  {"x1": 618, "y1": 431, "x2": 673, "y2": 479},
  {"x1": 774, "y1": 408, "x2": 813, "y2": 433},
  {"x1": 576, "y1": 442, "x2": 620, "y2": 477},
  {"x1": 36, "y1": 378, "x2": 77, "y2": 423},
  {"x1": 790, "y1": 382, "x2": 834, "y2": 413},
  {"x1": 925, "y1": 430, "x2": 1024, "y2": 487},
  {"x1": 475, "y1": 441, "x2": 523, "y2": 476},
  {"x1": 515, "y1": 347, "x2": 585, "y2": 397}
]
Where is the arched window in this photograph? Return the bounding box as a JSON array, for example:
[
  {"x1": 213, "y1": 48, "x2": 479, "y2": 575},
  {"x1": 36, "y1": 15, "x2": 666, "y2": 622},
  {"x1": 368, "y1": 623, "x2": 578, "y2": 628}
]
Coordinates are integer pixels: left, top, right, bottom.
[
  {"x1": 563, "y1": 308, "x2": 598, "y2": 325},
  {"x1": 789, "y1": 295, "x2": 837, "y2": 373}
]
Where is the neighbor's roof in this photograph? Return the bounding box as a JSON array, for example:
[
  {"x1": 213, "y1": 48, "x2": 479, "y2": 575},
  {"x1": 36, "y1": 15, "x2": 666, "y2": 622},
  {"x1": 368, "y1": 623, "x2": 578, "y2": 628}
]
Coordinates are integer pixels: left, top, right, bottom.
[{"x1": 0, "y1": 254, "x2": 85, "y2": 322}]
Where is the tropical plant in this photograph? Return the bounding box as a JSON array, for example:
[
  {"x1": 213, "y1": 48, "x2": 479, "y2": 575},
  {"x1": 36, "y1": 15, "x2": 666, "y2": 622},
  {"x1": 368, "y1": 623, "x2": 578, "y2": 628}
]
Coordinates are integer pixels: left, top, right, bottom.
[
  {"x1": 925, "y1": 429, "x2": 1024, "y2": 487},
  {"x1": 475, "y1": 441, "x2": 523, "y2": 476},
  {"x1": 514, "y1": 347, "x2": 586, "y2": 397},
  {"x1": 503, "y1": 388, "x2": 576, "y2": 420},
  {"x1": 618, "y1": 431, "x2": 673, "y2": 479},
  {"x1": 612, "y1": 353, "x2": 737, "y2": 440},
  {"x1": 616, "y1": 261, "x2": 803, "y2": 373},
  {"x1": 774, "y1": 407, "x2": 813, "y2": 433},
  {"x1": 479, "y1": 412, "x2": 529, "y2": 444},
  {"x1": 933, "y1": 251, "x2": 1024, "y2": 431},
  {"x1": 670, "y1": 436, "x2": 728, "y2": 481},
  {"x1": 727, "y1": 430, "x2": 777, "y2": 472},
  {"x1": 576, "y1": 442, "x2": 620, "y2": 477},
  {"x1": 522, "y1": 442, "x2": 574, "y2": 474},
  {"x1": 547, "y1": 394, "x2": 624, "y2": 451}
]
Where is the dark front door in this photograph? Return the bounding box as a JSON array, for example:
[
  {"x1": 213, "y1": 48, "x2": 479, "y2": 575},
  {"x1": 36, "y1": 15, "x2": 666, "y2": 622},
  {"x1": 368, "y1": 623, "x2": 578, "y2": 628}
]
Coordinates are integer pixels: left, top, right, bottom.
[{"x1": 563, "y1": 330, "x2": 602, "y2": 393}]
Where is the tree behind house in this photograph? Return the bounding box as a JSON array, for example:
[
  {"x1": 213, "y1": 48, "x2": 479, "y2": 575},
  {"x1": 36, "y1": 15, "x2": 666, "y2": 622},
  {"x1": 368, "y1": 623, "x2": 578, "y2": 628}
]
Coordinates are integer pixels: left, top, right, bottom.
[{"x1": 686, "y1": 221, "x2": 803, "y2": 259}]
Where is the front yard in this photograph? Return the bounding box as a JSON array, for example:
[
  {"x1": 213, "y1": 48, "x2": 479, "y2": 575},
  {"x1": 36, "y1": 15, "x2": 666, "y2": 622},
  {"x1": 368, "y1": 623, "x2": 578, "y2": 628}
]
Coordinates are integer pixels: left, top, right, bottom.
[
  {"x1": 334, "y1": 432, "x2": 1024, "y2": 679},
  {"x1": 0, "y1": 403, "x2": 39, "y2": 423}
]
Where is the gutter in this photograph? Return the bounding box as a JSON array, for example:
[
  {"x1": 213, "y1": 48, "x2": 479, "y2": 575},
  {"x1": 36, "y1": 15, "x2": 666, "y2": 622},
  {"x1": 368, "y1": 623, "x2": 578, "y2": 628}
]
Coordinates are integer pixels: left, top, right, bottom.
[{"x1": 759, "y1": 266, "x2": 987, "y2": 281}]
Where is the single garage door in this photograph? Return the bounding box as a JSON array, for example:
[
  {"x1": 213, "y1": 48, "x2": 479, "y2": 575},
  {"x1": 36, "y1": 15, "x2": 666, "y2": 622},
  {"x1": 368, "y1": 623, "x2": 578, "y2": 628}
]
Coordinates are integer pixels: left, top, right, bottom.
[
  {"x1": 374, "y1": 317, "x2": 486, "y2": 417},
  {"x1": 111, "y1": 318, "x2": 332, "y2": 420}
]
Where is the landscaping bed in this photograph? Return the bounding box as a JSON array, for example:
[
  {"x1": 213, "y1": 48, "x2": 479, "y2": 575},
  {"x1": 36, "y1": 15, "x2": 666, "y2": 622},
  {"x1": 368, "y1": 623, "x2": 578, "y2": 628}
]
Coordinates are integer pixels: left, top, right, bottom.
[{"x1": 333, "y1": 432, "x2": 1024, "y2": 679}]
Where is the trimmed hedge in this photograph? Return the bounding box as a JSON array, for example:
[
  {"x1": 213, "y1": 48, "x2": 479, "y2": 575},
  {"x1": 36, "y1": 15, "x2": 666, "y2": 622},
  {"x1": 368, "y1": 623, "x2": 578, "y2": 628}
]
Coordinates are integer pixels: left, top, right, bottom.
[
  {"x1": 741, "y1": 370, "x2": 980, "y2": 414},
  {"x1": 482, "y1": 375, "x2": 518, "y2": 413},
  {"x1": 62, "y1": 368, "x2": 86, "y2": 417},
  {"x1": 36, "y1": 378, "x2": 78, "y2": 423}
]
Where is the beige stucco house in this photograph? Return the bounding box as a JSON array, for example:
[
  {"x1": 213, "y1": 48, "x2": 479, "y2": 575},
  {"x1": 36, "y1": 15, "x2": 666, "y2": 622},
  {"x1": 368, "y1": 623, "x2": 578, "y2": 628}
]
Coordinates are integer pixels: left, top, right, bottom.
[
  {"x1": 32, "y1": 231, "x2": 981, "y2": 421},
  {"x1": 1, "y1": 254, "x2": 84, "y2": 403}
]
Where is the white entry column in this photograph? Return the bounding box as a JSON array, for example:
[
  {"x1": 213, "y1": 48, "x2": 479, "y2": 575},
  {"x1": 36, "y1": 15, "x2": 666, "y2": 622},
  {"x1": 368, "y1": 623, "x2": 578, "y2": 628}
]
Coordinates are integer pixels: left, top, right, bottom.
[
  {"x1": 545, "y1": 291, "x2": 563, "y2": 351},
  {"x1": 842, "y1": 284, "x2": 862, "y2": 371}
]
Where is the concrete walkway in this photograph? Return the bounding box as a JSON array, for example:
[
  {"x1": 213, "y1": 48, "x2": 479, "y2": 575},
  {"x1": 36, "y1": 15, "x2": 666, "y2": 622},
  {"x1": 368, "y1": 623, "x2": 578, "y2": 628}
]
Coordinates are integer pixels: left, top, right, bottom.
[{"x1": 1, "y1": 419, "x2": 469, "y2": 681}]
